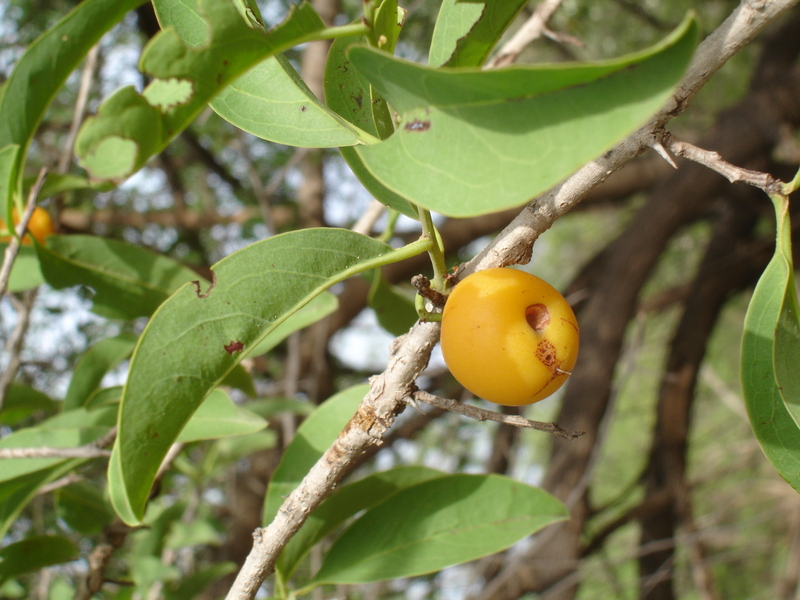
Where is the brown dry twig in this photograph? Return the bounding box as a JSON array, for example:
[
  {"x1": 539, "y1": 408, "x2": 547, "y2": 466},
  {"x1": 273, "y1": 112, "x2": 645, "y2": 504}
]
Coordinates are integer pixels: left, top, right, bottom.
[
  {"x1": 661, "y1": 131, "x2": 783, "y2": 194},
  {"x1": 412, "y1": 390, "x2": 584, "y2": 440}
]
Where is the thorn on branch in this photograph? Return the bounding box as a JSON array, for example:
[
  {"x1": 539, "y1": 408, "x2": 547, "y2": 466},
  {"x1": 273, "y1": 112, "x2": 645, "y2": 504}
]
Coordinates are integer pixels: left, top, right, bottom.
[
  {"x1": 649, "y1": 134, "x2": 678, "y2": 169},
  {"x1": 411, "y1": 389, "x2": 584, "y2": 440}
]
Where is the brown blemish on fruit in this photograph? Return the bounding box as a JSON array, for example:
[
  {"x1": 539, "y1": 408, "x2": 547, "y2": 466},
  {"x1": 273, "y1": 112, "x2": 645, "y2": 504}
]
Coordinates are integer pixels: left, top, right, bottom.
[
  {"x1": 535, "y1": 339, "x2": 558, "y2": 368},
  {"x1": 224, "y1": 340, "x2": 244, "y2": 354},
  {"x1": 404, "y1": 119, "x2": 430, "y2": 132},
  {"x1": 561, "y1": 316, "x2": 579, "y2": 333},
  {"x1": 526, "y1": 304, "x2": 550, "y2": 330}
]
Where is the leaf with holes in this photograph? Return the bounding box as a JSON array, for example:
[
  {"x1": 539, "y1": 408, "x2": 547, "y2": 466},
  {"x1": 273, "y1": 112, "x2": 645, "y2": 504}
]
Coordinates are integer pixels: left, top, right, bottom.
[{"x1": 75, "y1": 0, "x2": 327, "y2": 182}]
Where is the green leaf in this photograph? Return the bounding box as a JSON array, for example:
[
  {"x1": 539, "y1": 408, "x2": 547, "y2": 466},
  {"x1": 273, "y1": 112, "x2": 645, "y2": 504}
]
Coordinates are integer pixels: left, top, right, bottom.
[
  {"x1": 352, "y1": 14, "x2": 699, "y2": 217},
  {"x1": 372, "y1": 0, "x2": 405, "y2": 55},
  {"x1": 0, "y1": 536, "x2": 78, "y2": 585},
  {"x1": 325, "y1": 33, "x2": 383, "y2": 140},
  {"x1": 76, "y1": 0, "x2": 327, "y2": 181},
  {"x1": 0, "y1": 383, "x2": 56, "y2": 426},
  {"x1": 0, "y1": 145, "x2": 20, "y2": 227},
  {"x1": 0, "y1": 245, "x2": 45, "y2": 292},
  {"x1": 0, "y1": 462, "x2": 81, "y2": 539},
  {"x1": 772, "y1": 195, "x2": 800, "y2": 425},
  {"x1": 742, "y1": 194, "x2": 800, "y2": 491},
  {"x1": 0, "y1": 406, "x2": 116, "y2": 484},
  {"x1": 56, "y1": 481, "x2": 115, "y2": 534},
  {"x1": 368, "y1": 270, "x2": 418, "y2": 336},
  {"x1": 64, "y1": 332, "x2": 138, "y2": 410},
  {"x1": 163, "y1": 563, "x2": 238, "y2": 600},
  {"x1": 0, "y1": 0, "x2": 145, "y2": 209},
  {"x1": 151, "y1": 0, "x2": 363, "y2": 147},
  {"x1": 212, "y1": 55, "x2": 365, "y2": 147},
  {"x1": 210, "y1": 431, "x2": 278, "y2": 468},
  {"x1": 244, "y1": 398, "x2": 314, "y2": 420},
  {"x1": 246, "y1": 291, "x2": 338, "y2": 357},
  {"x1": 26, "y1": 173, "x2": 114, "y2": 199},
  {"x1": 323, "y1": 34, "x2": 417, "y2": 218},
  {"x1": 312, "y1": 474, "x2": 567, "y2": 584},
  {"x1": 220, "y1": 363, "x2": 257, "y2": 398},
  {"x1": 263, "y1": 384, "x2": 368, "y2": 526},
  {"x1": 131, "y1": 556, "x2": 180, "y2": 595},
  {"x1": 133, "y1": 502, "x2": 185, "y2": 558},
  {"x1": 278, "y1": 466, "x2": 444, "y2": 579},
  {"x1": 85, "y1": 386, "x2": 124, "y2": 410},
  {"x1": 429, "y1": 0, "x2": 528, "y2": 68},
  {"x1": 340, "y1": 147, "x2": 418, "y2": 218},
  {"x1": 0, "y1": 405, "x2": 115, "y2": 537},
  {"x1": 111, "y1": 229, "x2": 425, "y2": 525},
  {"x1": 38, "y1": 235, "x2": 208, "y2": 320},
  {"x1": 165, "y1": 518, "x2": 221, "y2": 548},
  {"x1": 177, "y1": 389, "x2": 267, "y2": 443}
]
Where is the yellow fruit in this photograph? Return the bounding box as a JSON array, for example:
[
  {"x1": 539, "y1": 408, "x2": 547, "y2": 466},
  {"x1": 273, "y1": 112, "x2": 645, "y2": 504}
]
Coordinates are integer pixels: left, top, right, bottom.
[
  {"x1": 0, "y1": 207, "x2": 54, "y2": 245},
  {"x1": 440, "y1": 268, "x2": 579, "y2": 406}
]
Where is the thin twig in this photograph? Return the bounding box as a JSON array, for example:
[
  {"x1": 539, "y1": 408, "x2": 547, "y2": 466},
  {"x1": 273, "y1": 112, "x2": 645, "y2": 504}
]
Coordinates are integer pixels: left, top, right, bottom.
[
  {"x1": 486, "y1": 0, "x2": 570, "y2": 68},
  {"x1": 351, "y1": 199, "x2": 385, "y2": 236},
  {"x1": 154, "y1": 442, "x2": 185, "y2": 484},
  {"x1": 58, "y1": 44, "x2": 99, "y2": 175},
  {"x1": 661, "y1": 131, "x2": 782, "y2": 193},
  {"x1": 412, "y1": 390, "x2": 584, "y2": 440},
  {"x1": 0, "y1": 446, "x2": 111, "y2": 459},
  {"x1": 74, "y1": 544, "x2": 115, "y2": 600},
  {"x1": 0, "y1": 168, "x2": 48, "y2": 299},
  {"x1": 0, "y1": 289, "x2": 37, "y2": 411},
  {"x1": 37, "y1": 473, "x2": 85, "y2": 496},
  {"x1": 0, "y1": 427, "x2": 116, "y2": 460}
]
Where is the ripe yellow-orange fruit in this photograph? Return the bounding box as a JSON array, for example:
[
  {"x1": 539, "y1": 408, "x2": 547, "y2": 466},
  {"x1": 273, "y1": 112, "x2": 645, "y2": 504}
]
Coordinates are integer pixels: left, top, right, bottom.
[
  {"x1": 0, "y1": 207, "x2": 54, "y2": 245},
  {"x1": 440, "y1": 268, "x2": 579, "y2": 406}
]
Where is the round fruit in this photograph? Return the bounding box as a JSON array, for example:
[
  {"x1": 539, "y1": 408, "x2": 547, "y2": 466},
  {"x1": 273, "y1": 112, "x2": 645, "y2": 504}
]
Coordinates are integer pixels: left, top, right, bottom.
[
  {"x1": 0, "y1": 207, "x2": 55, "y2": 245},
  {"x1": 440, "y1": 268, "x2": 579, "y2": 406}
]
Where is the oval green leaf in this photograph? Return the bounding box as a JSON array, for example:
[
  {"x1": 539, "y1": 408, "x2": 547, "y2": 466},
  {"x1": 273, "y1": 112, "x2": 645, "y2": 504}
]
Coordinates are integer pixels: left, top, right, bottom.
[
  {"x1": 323, "y1": 34, "x2": 417, "y2": 218},
  {"x1": 212, "y1": 55, "x2": 365, "y2": 147},
  {"x1": 38, "y1": 235, "x2": 207, "y2": 320},
  {"x1": 111, "y1": 230, "x2": 426, "y2": 524},
  {"x1": 742, "y1": 194, "x2": 800, "y2": 490},
  {"x1": 312, "y1": 473, "x2": 567, "y2": 584},
  {"x1": 278, "y1": 466, "x2": 444, "y2": 580},
  {"x1": 352, "y1": 14, "x2": 698, "y2": 217},
  {"x1": 0, "y1": 536, "x2": 78, "y2": 585}
]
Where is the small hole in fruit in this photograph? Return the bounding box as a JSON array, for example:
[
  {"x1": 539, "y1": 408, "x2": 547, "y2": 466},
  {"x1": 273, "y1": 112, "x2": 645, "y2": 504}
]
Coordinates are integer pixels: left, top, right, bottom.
[{"x1": 526, "y1": 304, "x2": 550, "y2": 331}]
